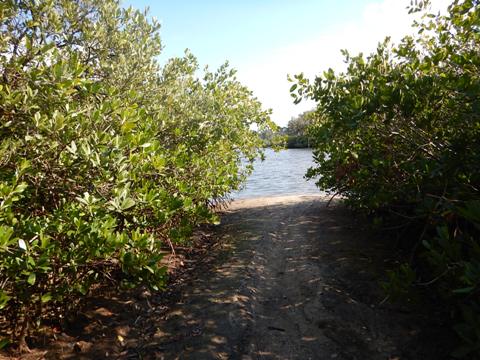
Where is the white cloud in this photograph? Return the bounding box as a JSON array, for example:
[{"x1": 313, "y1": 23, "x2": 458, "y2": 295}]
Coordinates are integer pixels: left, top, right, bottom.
[{"x1": 236, "y1": 0, "x2": 450, "y2": 127}]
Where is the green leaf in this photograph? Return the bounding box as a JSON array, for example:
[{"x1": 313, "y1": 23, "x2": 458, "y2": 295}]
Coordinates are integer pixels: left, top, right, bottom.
[
  {"x1": 0, "y1": 226, "x2": 14, "y2": 248},
  {"x1": 0, "y1": 291, "x2": 11, "y2": 310},
  {"x1": 452, "y1": 286, "x2": 475, "y2": 295},
  {"x1": 211, "y1": 214, "x2": 221, "y2": 226},
  {"x1": 14, "y1": 183, "x2": 28, "y2": 194},
  {"x1": 0, "y1": 338, "x2": 10, "y2": 350},
  {"x1": 121, "y1": 198, "x2": 136, "y2": 211},
  {"x1": 41, "y1": 293, "x2": 52, "y2": 303},
  {"x1": 27, "y1": 273, "x2": 36, "y2": 285}
]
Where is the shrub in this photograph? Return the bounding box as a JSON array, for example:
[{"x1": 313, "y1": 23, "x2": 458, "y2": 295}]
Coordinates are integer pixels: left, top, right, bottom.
[
  {"x1": 291, "y1": 0, "x2": 480, "y2": 356},
  {"x1": 0, "y1": 0, "x2": 275, "y2": 349}
]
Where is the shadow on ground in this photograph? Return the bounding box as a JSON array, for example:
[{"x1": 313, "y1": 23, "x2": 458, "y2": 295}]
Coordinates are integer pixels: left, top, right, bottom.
[{"x1": 34, "y1": 196, "x2": 452, "y2": 360}]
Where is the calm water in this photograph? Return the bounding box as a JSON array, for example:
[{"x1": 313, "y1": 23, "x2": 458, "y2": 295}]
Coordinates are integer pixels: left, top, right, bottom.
[{"x1": 233, "y1": 148, "x2": 322, "y2": 199}]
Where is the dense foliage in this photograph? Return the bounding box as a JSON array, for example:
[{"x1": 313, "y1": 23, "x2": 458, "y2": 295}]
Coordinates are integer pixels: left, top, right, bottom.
[
  {"x1": 291, "y1": 0, "x2": 480, "y2": 356},
  {"x1": 0, "y1": 0, "x2": 274, "y2": 349},
  {"x1": 284, "y1": 110, "x2": 314, "y2": 148},
  {"x1": 259, "y1": 111, "x2": 314, "y2": 148}
]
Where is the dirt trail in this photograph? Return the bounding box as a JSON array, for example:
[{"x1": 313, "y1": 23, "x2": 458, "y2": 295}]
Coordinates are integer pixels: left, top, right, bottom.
[{"x1": 41, "y1": 195, "x2": 450, "y2": 359}]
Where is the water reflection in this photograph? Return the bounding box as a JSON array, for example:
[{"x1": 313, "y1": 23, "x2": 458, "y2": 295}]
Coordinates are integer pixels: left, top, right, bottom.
[{"x1": 233, "y1": 148, "x2": 322, "y2": 199}]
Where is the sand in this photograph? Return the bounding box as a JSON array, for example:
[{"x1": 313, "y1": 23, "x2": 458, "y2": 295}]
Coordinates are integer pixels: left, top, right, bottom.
[{"x1": 15, "y1": 195, "x2": 451, "y2": 359}]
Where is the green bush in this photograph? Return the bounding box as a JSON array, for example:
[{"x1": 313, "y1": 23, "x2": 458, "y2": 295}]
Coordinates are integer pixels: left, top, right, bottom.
[
  {"x1": 284, "y1": 110, "x2": 314, "y2": 148},
  {"x1": 291, "y1": 0, "x2": 480, "y2": 356},
  {"x1": 0, "y1": 0, "x2": 274, "y2": 349},
  {"x1": 286, "y1": 135, "x2": 309, "y2": 148}
]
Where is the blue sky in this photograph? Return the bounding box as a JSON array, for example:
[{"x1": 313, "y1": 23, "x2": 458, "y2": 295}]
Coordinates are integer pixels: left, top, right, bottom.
[
  {"x1": 123, "y1": 1, "x2": 369, "y2": 69},
  {"x1": 123, "y1": 0, "x2": 449, "y2": 126}
]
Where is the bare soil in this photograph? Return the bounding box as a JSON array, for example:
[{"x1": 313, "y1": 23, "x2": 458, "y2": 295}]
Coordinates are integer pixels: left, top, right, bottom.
[{"x1": 3, "y1": 195, "x2": 453, "y2": 359}]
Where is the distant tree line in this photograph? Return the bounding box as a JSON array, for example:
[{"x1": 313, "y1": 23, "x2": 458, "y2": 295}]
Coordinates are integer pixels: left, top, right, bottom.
[{"x1": 259, "y1": 110, "x2": 315, "y2": 148}]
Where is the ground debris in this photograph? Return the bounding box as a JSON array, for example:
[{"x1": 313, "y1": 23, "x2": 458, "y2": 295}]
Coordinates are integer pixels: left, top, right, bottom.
[{"x1": 2, "y1": 196, "x2": 454, "y2": 359}]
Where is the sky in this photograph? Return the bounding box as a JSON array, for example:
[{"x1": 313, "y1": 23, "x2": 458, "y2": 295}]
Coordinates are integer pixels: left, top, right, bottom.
[{"x1": 123, "y1": 0, "x2": 450, "y2": 127}]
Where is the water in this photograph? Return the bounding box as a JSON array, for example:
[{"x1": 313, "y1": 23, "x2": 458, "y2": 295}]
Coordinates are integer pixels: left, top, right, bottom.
[{"x1": 233, "y1": 148, "x2": 322, "y2": 199}]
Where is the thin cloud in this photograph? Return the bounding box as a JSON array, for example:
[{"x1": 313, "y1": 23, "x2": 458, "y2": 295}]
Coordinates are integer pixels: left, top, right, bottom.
[{"x1": 236, "y1": 0, "x2": 450, "y2": 126}]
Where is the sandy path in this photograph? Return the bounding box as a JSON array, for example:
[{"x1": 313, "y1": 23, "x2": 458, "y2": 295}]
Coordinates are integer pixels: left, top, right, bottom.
[
  {"x1": 41, "y1": 195, "x2": 450, "y2": 359},
  {"x1": 131, "y1": 195, "x2": 447, "y2": 359}
]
